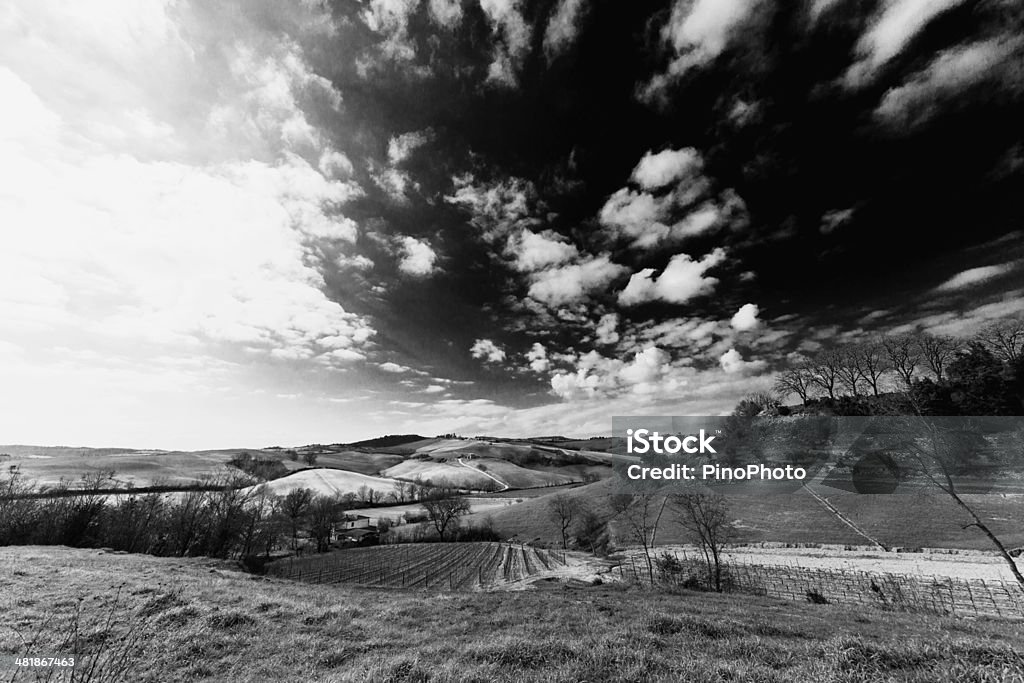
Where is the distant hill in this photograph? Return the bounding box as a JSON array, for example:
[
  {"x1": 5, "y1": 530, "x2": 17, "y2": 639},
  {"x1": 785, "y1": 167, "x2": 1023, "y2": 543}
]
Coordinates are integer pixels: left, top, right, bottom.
[{"x1": 346, "y1": 434, "x2": 428, "y2": 448}]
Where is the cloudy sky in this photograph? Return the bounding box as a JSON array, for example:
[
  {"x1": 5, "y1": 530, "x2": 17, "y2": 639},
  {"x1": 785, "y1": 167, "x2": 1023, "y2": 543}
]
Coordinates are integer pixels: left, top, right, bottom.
[{"x1": 2, "y1": 0, "x2": 1022, "y2": 448}]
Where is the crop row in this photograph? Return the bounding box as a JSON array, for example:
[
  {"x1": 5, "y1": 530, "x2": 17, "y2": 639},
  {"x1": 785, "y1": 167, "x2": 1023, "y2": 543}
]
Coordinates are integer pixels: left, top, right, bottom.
[{"x1": 265, "y1": 542, "x2": 567, "y2": 590}]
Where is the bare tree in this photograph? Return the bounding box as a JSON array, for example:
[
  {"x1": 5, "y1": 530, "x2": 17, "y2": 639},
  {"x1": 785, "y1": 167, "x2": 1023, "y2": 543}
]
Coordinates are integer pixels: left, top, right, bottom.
[
  {"x1": 919, "y1": 333, "x2": 958, "y2": 381},
  {"x1": 976, "y1": 317, "x2": 1024, "y2": 363},
  {"x1": 611, "y1": 493, "x2": 666, "y2": 584},
  {"x1": 420, "y1": 488, "x2": 471, "y2": 541},
  {"x1": 882, "y1": 334, "x2": 920, "y2": 388},
  {"x1": 836, "y1": 348, "x2": 864, "y2": 397},
  {"x1": 547, "y1": 494, "x2": 581, "y2": 549},
  {"x1": 280, "y1": 487, "x2": 314, "y2": 551},
  {"x1": 671, "y1": 493, "x2": 734, "y2": 591},
  {"x1": 854, "y1": 342, "x2": 888, "y2": 396},
  {"x1": 890, "y1": 418, "x2": 1024, "y2": 589},
  {"x1": 774, "y1": 367, "x2": 812, "y2": 404},
  {"x1": 308, "y1": 495, "x2": 341, "y2": 552},
  {"x1": 807, "y1": 349, "x2": 842, "y2": 399}
]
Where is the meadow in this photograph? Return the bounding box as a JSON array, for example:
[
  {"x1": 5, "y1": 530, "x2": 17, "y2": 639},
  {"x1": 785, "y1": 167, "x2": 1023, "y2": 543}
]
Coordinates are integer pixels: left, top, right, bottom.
[{"x1": 2, "y1": 546, "x2": 1023, "y2": 682}]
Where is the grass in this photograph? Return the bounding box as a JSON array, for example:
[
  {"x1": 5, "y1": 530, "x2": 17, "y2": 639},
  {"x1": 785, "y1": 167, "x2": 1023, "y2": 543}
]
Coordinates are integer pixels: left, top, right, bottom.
[{"x1": 2, "y1": 546, "x2": 1022, "y2": 682}]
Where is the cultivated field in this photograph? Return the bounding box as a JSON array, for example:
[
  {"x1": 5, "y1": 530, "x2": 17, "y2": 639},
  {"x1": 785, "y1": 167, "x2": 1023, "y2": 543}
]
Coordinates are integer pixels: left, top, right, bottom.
[
  {"x1": 2, "y1": 546, "x2": 1022, "y2": 682},
  {"x1": 264, "y1": 542, "x2": 572, "y2": 589}
]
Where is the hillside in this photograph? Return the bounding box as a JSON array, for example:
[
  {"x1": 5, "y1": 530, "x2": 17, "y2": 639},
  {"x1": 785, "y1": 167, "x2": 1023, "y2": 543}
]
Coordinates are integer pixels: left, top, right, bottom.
[
  {"x1": 246, "y1": 469, "x2": 403, "y2": 499},
  {"x1": 2, "y1": 546, "x2": 1022, "y2": 682},
  {"x1": 469, "y1": 480, "x2": 1024, "y2": 551}
]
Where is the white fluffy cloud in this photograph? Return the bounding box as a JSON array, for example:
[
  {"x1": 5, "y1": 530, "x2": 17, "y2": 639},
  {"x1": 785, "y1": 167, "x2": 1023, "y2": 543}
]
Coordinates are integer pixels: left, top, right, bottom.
[
  {"x1": 844, "y1": 0, "x2": 967, "y2": 88},
  {"x1": 528, "y1": 256, "x2": 629, "y2": 306},
  {"x1": 719, "y1": 348, "x2": 766, "y2": 374},
  {"x1": 642, "y1": 0, "x2": 759, "y2": 97},
  {"x1": 526, "y1": 343, "x2": 550, "y2": 372},
  {"x1": 599, "y1": 149, "x2": 746, "y2": 249},
  {"x1": 618, "y1": 249, "x2": 727, "y2": 306},
  {"x1": 471, "y1": 338, "x2": 507, "y2": 363},
  {"x1": 387, "y1": 129, "x2": 431, "y2": 164},
  {"x1": 595, "y1": 313, "x2": 620, "y2": 345},
  {"x1": 730, "y1": 303, "x2": 761, "y2": 331},
  {"x1": 631, "y1": 148, "x2": 703, "y2": 190},
  {"x1": 480, "y1": 0, "x2": 533, "y2": 87},
  {"x1": 508, "y1": 230, "x2": 579, "y2": 271},
  {"x1": 429, "y1": 0, "x2": 464, "y2": 27},
  {"x1": 445, "y1": 174, "x2": 538, "y2": 242},
  {"x1": 397, "y1": 236, "x2": 438, "y2": 276}
]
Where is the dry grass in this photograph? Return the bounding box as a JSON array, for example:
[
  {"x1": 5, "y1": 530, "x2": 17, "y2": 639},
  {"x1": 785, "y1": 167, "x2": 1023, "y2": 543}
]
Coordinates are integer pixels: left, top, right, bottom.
[{"x1": 1, "y1": 546, "x2": 1022, "y2": 682}]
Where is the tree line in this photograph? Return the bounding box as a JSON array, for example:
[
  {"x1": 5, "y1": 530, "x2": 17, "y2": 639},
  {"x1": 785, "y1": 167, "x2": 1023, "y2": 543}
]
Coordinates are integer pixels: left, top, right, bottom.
[
  {"x1": 766, "y1": 317, "x2": 1024, "y2": 415},
  {"x1": 0, "y1": 468, "x2": 477, "y2": 563}
]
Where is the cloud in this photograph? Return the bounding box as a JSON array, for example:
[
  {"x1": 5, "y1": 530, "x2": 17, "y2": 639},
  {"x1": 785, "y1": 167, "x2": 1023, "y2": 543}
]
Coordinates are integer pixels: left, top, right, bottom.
[
  {"x1": 599, "y1": 149, "x2": 746, "y2": 249},
  {"x1": 526, "y1": 343, "x2": 550, "y2": 372},
  {"x1": 618, "y1": 346, "x2": 671, "y2": 391},
  {"x1": 377, "y1": 362, "x2": 411, "y2": 373},
  {"x1": 934, "y1": 263, "x2": 1016, "y2": 292},
  {"x1": 730, "y1": 303, "x2": 760, "y2": 331},
  {"x1": 719, "y1": 348, "x2": 766, "y2": 374},
  {"x1": 543, "y1": 0, "x2": 587, "y2": 60},
  {"x1": 479, "y1": 0, "x2": 533, "y2": 87},
  {"x1": 618, "y1": 249, "x2": 727, "y2": 306},
  {"x1": 361, "y1": 0, "x2": 422, "y2": 64},
  {"x1": 397, "y1": 236, "x2": 438, "y2": 276},
  {"x1": 631, "y1": 148, "x2": 703, "y2": 190},
  {"x1": 875, "y1": 37, "x2": 1023, "y2": 125},
  {"x1": 471, "y1": 338, "x2": 507, "y2": 363},
  {"x1": 428, "y1": 0, "x2": 464, "y2": 28},
  {"x1": 844, "y1": 0, "x2": 967, "y2": 88},
  {"x1": 445, "y1": 174, "x2": 539, "y2": 242},
  {"x1": 387, "y1": 129, "x2": 432, "y2": 164},
  {"x1": 642, "y1": 0, "x2": 760, "y2": 98},
  {"x1": 528, "y1": 255, "x2": 629, "y2": 306},
  {"x1": 595, "y1": 313, "x2": 620, "y2": 345},
  {"x1": 507, "y1": 229, "x2": 579, "y2": 271}
]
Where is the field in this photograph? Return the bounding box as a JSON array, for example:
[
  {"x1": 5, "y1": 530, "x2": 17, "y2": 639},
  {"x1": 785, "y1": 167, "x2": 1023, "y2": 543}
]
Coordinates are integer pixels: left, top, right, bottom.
[
  {"x1": 2, "y1": 546, "x2": 1023, "y2": 682},
  {"x1": 469, "y1": 478, "x2": 1024, "y2": 552},
  {"x1": 264, "y1": 543, "x2": 572, "y2": 589},
  {"x1": 245, "y1": 469, "x2": 404, "y2": 498},
  {"x1": 347, "y1": 496, "x2": 520, "y2": 524},
  {"x1": 0, "y1": 447, "x2": 256, "y2": 488}
]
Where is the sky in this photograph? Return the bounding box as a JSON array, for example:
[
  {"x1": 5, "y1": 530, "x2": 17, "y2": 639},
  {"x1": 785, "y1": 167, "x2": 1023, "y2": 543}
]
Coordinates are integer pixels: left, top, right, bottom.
[{"x1": 1, "y1": 0, "x2": 1023, "y2": 449}]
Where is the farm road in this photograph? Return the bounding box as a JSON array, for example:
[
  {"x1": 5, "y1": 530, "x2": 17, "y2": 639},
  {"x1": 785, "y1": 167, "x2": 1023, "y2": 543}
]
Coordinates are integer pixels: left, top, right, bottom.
[{"x1": 457, "y1": 457, "x2": 510, "y2": 491}]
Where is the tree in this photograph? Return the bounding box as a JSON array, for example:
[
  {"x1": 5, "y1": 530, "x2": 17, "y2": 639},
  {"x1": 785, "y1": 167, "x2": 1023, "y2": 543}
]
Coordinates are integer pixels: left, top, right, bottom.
[
  {"x1": 854, "y1": 342, "x2": 887, "y2": 396},
  {"x1": 774, "y1": 367, "x2": 812, "y2": 404},
  {"x1": 877, "y1": 416, "x2": 1024, "y2": 589},
  {"x1": 670, "y1": 493, "x2": 734, "y2": 591},
  {"x1": 280, "y1": 487, "x2": 314, "y2": 551},
  {"x1": 882, "y1": 334, "x2": 921, "y2": 388},
  {"x1": 308, "y1": 495, "x2": 341, "y2": 553},
  {"x1": 977, "y1": 317, "x2": 1024, "y2": 363},
  {"x1": 302, "y1": 451, "x2": 318, "y2": 466},
  {"x1": 575, "y1": 508, "x2": 608, "y2": 555},
  {"x1": 420, "y1": 488, "x2": 471, "y2": 541},
  {"x1": 547, "y1": 494, "x2": 582, "y2": 549},
  {"x1": 919, "y1": 333, "x2": 958, "y2": 381},
  {"x1": 807, "y1": 349, "x2": 842, "y2": 399},
  {"x1": 611, "y1": 493, "x2": 666, "y2": 584},
  {"x1": 835, "y1": 348, "x2": 864, "y2": 397}
]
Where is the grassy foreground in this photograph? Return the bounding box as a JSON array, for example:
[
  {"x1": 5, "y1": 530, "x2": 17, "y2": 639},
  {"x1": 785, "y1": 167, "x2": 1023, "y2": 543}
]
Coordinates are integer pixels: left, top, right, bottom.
[{"x1": 1, "y1": 547, "x2": 1023, "y2": 682}]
